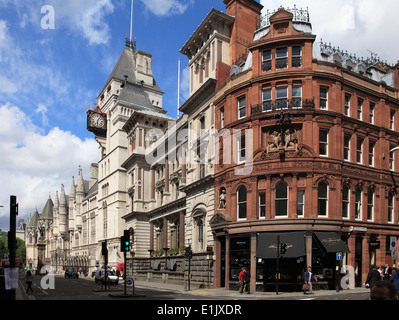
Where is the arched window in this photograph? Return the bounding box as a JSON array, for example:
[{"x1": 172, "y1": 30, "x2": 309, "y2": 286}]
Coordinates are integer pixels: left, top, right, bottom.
[
  {"x1": 367, "y1": 189, "x2": 374, "y2": 221},
  {"x1": 275, "y1": 181, "x2": 288, "y2": 217},
  {"x1": 355, "y1": 187, "x2": 362, "y2": 220},
  {"x1": 318, "y1": 181, "x2": 328, "y2": 217},
  {"x1": 342, "y1": 184, "x2": 350, "y2": 219},
  {"x1": 237, "y1": 186, "x2": 247, "y2": 220}
]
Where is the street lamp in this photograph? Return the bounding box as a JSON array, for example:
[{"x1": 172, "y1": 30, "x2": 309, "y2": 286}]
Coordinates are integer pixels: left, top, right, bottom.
[{"x1": 382, "y1": 147, "x2": 399, "y2": 159}]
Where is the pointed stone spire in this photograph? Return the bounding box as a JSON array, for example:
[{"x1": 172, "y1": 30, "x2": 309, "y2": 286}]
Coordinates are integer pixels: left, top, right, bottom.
[
  {"x1": 60, "y1": 184, "x2": 66, "y2": 206},
  {"x1": 69, "y1": 176, "x2": 76, "y2": 200},
  {"x1": 54, "y1": 190, "x2": 59, "y2": 209},
  {"x1": 76, "y1": 166, "x2": 85, "y2": 195}
]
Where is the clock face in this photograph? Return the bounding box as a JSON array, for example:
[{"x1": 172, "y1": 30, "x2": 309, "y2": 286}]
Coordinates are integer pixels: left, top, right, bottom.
[{"x1": 90, "y1": 113, "x2": 105, "y2": 128}]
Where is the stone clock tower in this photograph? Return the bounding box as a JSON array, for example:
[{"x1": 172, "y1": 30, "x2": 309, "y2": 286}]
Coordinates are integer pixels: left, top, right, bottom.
[{"x1": 86, "y1": 38, "x2": 168, "y2": 268}]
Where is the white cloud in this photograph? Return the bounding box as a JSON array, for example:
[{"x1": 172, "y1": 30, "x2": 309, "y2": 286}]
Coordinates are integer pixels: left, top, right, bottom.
[
  {"x1": 75, "y1": 0, "x2": 115, "y2": 45},
  {"x1": 0, "y1": 103, "x2": 98, "y2": 222},
  {"x1": 139, "y1": 0, "x2": 193, "y2": 16}
]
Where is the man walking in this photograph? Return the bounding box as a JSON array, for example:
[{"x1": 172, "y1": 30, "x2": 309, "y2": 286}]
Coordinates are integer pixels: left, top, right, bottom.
[{"x1": 303, "y1": 266, "x2": 316, "y2": 294}]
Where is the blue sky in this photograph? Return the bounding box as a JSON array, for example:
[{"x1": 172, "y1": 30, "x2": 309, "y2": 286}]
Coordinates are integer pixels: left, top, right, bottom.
[{"x1": 0, "y1": 0, "x2": 398, "y2": 227}]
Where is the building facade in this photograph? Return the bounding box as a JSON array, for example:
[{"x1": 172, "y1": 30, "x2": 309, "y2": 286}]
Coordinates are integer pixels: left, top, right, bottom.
[{"x1": 211, "y1": 2, "x2": 399, "y2": 291}]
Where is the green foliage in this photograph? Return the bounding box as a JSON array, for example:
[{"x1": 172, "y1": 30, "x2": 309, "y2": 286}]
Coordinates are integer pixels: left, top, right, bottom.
[{"x1": 0, "y1": 236, "x2": 26, "y2": 265}]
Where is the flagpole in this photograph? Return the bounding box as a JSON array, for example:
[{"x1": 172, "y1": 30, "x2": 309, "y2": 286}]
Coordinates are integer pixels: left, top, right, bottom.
[
  {"x1": 177, "y1": 58, "x2": 181, "y2": 119},
  {"x1": 130, "y1": 0, "x2": 134, "y2": 41}
]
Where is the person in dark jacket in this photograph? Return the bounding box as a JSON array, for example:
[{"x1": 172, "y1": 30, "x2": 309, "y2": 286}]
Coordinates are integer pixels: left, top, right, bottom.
[
  {"x1": 365, "y1": 265, "x2": 381, "y2": 289},
  {"x1": 391, "y1": 268, "x2": 399, "y2": 291}
]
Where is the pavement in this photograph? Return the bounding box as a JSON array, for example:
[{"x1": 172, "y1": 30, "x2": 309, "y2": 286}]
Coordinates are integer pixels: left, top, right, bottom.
[
  {"x1": 15, "y1": 274, "x2": 369, "y2": 300},
  {"x1": 132, "y1": 280, "x2": 369, "y2": 299}
]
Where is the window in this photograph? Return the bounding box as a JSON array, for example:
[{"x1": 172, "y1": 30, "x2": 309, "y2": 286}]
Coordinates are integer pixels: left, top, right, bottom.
[
  {"x1": 276, "y1": 86, "x2": 288, "y2": 110},
  {"x1": 237, "y1": 186, "x2": 247, "y2": 220},
  {"x1": 238, "y1": 96, "x2": 246, "y2": 119},
  {"x1": 275, "y1": 181, "x2": 288, "y2": 217},
  {"x1": 320, "y1": 87, "x2": 328, "y2": 110},
  {"x1": 276, "y1": 47, "x2": 288, "y2": 69},
  {"x1": 318, "y1": 181, "x2": 328, "y2": 217},
  {"x1": 369, "y1": 141, "x2": 375, "y2": 167},
  {"x1": 356, "y1": 138, "x2": 363, "y2": 164},
  {"x1": 390, "y1": 110, "x2": 395, "y2": 130},
  {"x1": 292, "y1": 46, "x2": 302, "y2": 68},
  {"x1": 344, "y1": 94, "x2": 351, "y2": 116},
  {"x1": 355, "y1": 187, "x2": 362, "y2": 220},
  {"x1": 292, "y1": 86, "x2": 302, "y2": 108},
  {"x1": 342, "y1": 184, "x2": 350, "y2": 219},
  {"x1": 297, "y1": 190, "x2": 305, "y2": 217},
  {"x1": 390, "y1": 146, "x2": 395, "y2": 171},
  {"x1": 220, "y1": 107, "x2": 224, "y2": 128},
  {"x1": 357, "y1": 99, "x2": 363, "y2": 120},
  {"x1": 262, "y1": 50, "x2": 272, "y2": 72},
  {"x1": 388, "y1": 192, "x2": 394, "y2": 223},
  {"x1": 367, "y1": 189, "x2": 374, "y2": 221},
  {"x1": 262, "y1": 88, "x2": 272, "y2": 112},
  {"x1": 259, "y1": 192, "x2": 266, "y2": 218},
  {"x1": 344, "y1": 135, "x2": 350, "y2": 161},
  {"x1": 369, "y1": 103, "x2": 375, "y2": 124},
  {"x1": 237, "y1": 133, "x2": 246, "y2": 163},
  {"x1": 319, "y1": 129, "x2": 328, "y2": 156}
]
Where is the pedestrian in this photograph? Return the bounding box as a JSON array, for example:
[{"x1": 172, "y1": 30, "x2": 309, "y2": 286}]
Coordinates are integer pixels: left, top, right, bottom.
[
  {"x1": 25, "y1": 270, "x2": 34, "y2": 293},
  {"x1": 391, "y1": 268, "x2": 399, "y2": 291},
  {"x1": 238, "y1": 267, "x2": 245, "y2": 293},
  {"x1": 303, "y1": 266, "x2": 316, "y2": 294},
  {"x1": 383, "y1": 264, "x2": 392, "y2": 281},
  {"x1": 243, "y1": 268, "x2": 250, "y2": 294},
  {"x1": 365, "y1": 265, "x2": 381, "y2": 289},
  {"x1": 370, "y1": 280, "x2": 398, "y2": 300}
]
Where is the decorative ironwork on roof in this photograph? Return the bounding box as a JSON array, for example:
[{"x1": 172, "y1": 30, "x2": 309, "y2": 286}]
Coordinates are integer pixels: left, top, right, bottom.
[
  {"x1": 256, "y1": 5, "x2": 310, "y2": 30},
  {"x1": 319, "y1": 39, "x2": 394, "y2": 70}
]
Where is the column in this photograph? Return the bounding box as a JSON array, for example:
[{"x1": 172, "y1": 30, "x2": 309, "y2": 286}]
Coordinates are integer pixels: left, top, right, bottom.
[
  {"x1": 266, "y1": 175, "x2": 272, "y2": 219},
  {"x1": 179, "y1": 211, "x2": 185, "y2": 249},
  {"x1": 250, "y1": 232, "x2": 257, "y2": 293},
  {"x1": 362, "y1": 235, "x2": 370, "y2": 285},
  {"x1": 305, "y1": 231, "x2": 312, "y2": 268},
  {"x1": 289, "y1": 173, "x2": 298, "y2": 218},
  {"x1": 150, "y1": 222, "x2": 154, "y2": 251},
  {"x1": 225, "y1": 235, "x2": 230, "y2": 289},
  {"x1": 163, "y1": 217, "x2": 168, "y2": 250},
  {"x1": 213, "y1": 236, "x2": 221, "y2": 289}
]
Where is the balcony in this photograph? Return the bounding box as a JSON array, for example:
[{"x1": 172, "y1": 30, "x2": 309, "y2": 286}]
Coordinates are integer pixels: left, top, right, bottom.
[{"x1": 251, "y1": 99, "x2": 315, "y2": 116}]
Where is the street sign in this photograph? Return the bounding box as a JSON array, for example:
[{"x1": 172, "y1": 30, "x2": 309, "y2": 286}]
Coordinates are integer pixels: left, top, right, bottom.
[
  {"x1": 336, "y1": 252, "x2": 343, "y2": 261},
  {"x1": 391, "y1": 236, "x2": 397, "y2": 261}
]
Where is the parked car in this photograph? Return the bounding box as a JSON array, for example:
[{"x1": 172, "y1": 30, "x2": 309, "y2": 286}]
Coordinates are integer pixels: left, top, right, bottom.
[
  {"x1": 65, "y1": 268, "x2": 79, "y2": 279},
  {"x1": 94, "y1": 268, "x2": 119, "y2": 285}
]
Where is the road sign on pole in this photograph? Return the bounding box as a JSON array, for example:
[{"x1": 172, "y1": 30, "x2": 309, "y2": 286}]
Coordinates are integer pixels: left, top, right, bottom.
[
  {"x1": 336, "y1": 252, "x2": 343, "y2": 261},
  {"x1": 391, "y1": 236, "x2": 397, "y2": 261}
]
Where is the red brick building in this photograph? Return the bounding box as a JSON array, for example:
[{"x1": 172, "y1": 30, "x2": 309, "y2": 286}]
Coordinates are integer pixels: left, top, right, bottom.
[{"x1": 211, "y1": 0, "x2": 399, "y2": 291}]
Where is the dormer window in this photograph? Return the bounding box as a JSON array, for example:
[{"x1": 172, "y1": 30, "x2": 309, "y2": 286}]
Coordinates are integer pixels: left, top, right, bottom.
[{"x1": 276, "y1": 47, "x2": 288, "y2": 69}]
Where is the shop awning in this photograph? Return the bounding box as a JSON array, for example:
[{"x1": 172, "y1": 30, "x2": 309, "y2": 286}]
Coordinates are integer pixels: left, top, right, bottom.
[
  {"x1": 313, "y1": 232, "x2": 350, "y2": 253},
  {"x1": 256, "y1": 232, "x2": 306, "y2": 259}
]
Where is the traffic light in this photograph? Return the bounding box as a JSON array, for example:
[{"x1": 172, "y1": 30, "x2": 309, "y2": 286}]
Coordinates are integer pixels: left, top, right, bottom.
[
  {"x1": 120, "y1": 230, "x2": 130, "y2": 252},
  {"x1": 280, "y1": 243, "x2": 287, "y2": 255},
  {"x1": 185, "y1": 245, "x2": 192, "y2": 259}
]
